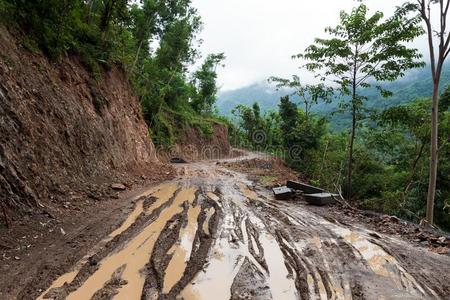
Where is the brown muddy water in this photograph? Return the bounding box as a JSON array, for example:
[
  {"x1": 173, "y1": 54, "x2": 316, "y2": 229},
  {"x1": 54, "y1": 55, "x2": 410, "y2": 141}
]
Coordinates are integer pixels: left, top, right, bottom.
[{"x1": 37, "y1": 160, "x2": 450, "y2": 300}]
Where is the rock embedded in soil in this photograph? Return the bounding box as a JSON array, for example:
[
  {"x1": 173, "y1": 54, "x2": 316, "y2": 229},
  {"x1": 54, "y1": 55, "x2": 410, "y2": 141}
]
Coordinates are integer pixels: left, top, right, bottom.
[
  {"x1": 272, "y1": 186, "x2": 293, "y2": 200},
  {"x1": 304, "y1": 193, "x2": 336, "y2": 206},
  {"x1": 111, "y1": 183, "x2": 126, "y2": 191}
]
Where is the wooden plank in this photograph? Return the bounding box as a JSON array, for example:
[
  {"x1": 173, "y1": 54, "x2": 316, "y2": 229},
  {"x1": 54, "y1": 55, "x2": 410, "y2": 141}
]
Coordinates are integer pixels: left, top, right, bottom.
[{"x1": 286, "y1": 181, "x2": 324, "y2": 194}]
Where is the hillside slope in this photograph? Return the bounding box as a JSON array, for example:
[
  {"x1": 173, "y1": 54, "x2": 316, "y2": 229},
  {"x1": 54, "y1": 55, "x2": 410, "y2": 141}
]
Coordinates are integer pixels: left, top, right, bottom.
[{"x1": 0, "y1": 26, "x2": 170, "y2": 215}]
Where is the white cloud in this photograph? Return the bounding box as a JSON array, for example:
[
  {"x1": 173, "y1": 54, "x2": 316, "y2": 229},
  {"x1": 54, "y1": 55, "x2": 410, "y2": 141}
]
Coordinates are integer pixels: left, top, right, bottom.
[{"x1": 191, "y1": 0, "x2": 429, "y2": 91}]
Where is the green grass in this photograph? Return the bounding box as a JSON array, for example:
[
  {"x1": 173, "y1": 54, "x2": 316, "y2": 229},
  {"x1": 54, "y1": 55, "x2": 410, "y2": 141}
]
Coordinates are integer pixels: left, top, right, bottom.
[
  {"x1": 260, "y1": 175, "x2": 278, "y2": 185},
  {"x1": 150, "y1": 106, "x2": 227, "y2": 147}
]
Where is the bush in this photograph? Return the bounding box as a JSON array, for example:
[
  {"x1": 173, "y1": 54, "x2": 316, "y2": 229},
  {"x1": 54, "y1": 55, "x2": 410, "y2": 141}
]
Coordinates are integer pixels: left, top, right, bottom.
[
  {"x1": 194, "y1": 121, "x2": 213, "y2": 138},
  {"x1": 151, "y1": 113, "x2": 174, "y2": 148}
]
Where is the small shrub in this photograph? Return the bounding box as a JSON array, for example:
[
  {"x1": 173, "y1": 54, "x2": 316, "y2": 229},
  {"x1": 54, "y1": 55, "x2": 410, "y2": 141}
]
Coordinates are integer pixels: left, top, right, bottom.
[
  {"x1": 195, "y1": 121, "x2": 213, "y2": 138},
  {"x1": 151, "y1": 114, "x2": 174, "y2": 148}
]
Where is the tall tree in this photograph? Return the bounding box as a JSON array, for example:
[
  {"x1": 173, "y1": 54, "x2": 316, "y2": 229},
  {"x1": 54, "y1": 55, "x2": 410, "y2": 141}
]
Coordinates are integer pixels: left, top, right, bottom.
[
  {"x1": 232, "y1": 103, "x2": 262, "y2": 144},
  {"x1": 129, "y1": 0, "x2": 194, "y2": 72},
  {"x1": 408, "y1": 0, "x2": 450, "y2": 226},
  {"x1": 99, "y1": 0, "x2": 128, "y2": 33},
  {"x1": 295, "y1": 4, "x2": 424, "y2": 198},
  {"x1": 191, "y1": 53, "x2": 226, "y2": 113}
]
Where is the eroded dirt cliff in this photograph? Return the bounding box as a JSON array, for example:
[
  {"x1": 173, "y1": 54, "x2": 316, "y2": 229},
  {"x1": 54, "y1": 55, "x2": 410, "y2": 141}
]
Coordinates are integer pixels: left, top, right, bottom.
[
  {"x1": 0, "y1": 25, "x2": 169, "y2": 215},
  {"x1": 162, "y1": 123, "x2": 231, "y2": 162}
]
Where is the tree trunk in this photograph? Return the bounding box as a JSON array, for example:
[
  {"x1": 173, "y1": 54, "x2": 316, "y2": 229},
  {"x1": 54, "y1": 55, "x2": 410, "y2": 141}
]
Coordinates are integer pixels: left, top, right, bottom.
[
  {"x1": 100, "y1": 0, "x2": 115, "y2": 33},
  {"x1": 131, "y1": 39, "x2": 144, "y2": 73},
  {"x1": 347, "y1": 103, "x2": 356, "y2": 199},
  {"x1": 425, "y1": 81, "x2": 440, "y2": 225},
  {"x1": 404, "y1": 141, "x2": 426, "y2": 195}
]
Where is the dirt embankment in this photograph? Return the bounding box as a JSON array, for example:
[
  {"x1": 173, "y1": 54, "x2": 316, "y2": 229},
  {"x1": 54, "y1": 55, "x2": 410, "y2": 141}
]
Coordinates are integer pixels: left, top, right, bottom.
[
  {"x1": 160, "y1": 123, "x2": 231, "y2": 162},
  {"x1": 0, "y1": 25, "x2": 173, "y2": 217}
]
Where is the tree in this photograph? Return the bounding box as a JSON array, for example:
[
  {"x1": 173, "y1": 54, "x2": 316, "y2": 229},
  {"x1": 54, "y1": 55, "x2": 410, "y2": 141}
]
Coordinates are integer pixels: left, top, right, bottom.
[
  {"x1": 129, "y1": 0, "x2": 194, "y2": 72},
  {"x1": 231, "y1": 102, "x2": 271, "y2": 146},
  {"x1": 98, "y1": 0, "x2": 128, "y2": 33},
  {"x1": 191, "y1": 53, "x2": 225, "y2": 113},
  {"x1": 408, "y1": 0, "x2": 450, "y2": 225},
  {"x1": 295, "y1": 4, "x2": 424, "y2": 198},
  {"x1": 278, "y1": 96, "x2": 298, "y2": 147},
  {"x1": 269, "y1": 75, "x2": 333, "y2": 120},
  {"x1": 378, "y1": 99, "x2": 431, "y2": 196}
]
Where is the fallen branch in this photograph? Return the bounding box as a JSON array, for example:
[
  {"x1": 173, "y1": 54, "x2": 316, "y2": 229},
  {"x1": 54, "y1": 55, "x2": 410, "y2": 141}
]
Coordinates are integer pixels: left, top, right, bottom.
[{"x1": 332, "y1": 184, "x2": 355, "y2": 210}]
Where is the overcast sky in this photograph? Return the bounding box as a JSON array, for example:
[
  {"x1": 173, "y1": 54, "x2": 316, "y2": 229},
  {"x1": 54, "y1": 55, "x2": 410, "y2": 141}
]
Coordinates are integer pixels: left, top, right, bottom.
[{"x1": 191, "y1": 0, "x2": 430, "y2": 91}]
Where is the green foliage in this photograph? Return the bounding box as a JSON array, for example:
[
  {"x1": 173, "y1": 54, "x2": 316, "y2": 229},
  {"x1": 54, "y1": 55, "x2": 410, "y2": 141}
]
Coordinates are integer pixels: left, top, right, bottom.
[
  {"x1": 269, "y1": 75, "x2": 333, "y2": 118},
  {"x1": 231, "y1": 97, "x2": 326, "y2": 167},
  {"x1": 230, "y1": 92, "x2": 450, "y2": 230},
  {"x1": 151, "y1": 113, "x2": 175, "y2": 148},
  {"x1": 231, "y1": 102, "x2": 266, "y2": 146},
  {"x1": 440, "y1": 85, "x2": 450, "y2": 112},
  {"x1": 278, "y1": 96, "x2": 327, "y2": 164},
  {"x1": 295, "y1": 3, "x2": 425, "y2": 198},
  {"x1": 298, "y1": 4, "x2": 424, "y2": 93},
  {"x1": 0, "y1": 0, "x2": 13, "y2": 21},
  {"x1": 194, "y1": 121, "x2": 213, "y2": 137},
  {"x1": 191, "y1": 53, "x2": 225, "y2": 114},
  {"x1": 7, "y1": 0, "x2": 79, "y2": 58}
]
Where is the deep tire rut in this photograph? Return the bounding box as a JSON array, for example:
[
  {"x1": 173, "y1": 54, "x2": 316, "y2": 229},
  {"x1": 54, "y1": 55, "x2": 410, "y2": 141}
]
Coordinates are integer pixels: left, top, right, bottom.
[{"x1": 34, "y1": 161, "x2": 449, "y2": 300}]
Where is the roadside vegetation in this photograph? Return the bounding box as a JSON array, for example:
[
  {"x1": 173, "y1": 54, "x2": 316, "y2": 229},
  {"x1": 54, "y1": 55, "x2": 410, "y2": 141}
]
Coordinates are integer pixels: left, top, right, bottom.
[
  {"x1": 0, "y1": 0, "x2": 449, "y2": 231},
  {"x1": 0, "y1": 0, "x2": 225, "y2": 148},
  {"x1": 231, "y1": 3, "x2": 450, "y2": 231}
]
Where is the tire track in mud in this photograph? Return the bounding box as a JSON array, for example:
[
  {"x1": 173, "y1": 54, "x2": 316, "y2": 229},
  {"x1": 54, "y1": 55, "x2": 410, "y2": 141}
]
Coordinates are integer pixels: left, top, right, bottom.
[
  {"x1": 36, "y1": 162, "x2": 446, "y2": 300},
  {"x1": 243, "y1": 188, "x2": 442, "y2": 300}
]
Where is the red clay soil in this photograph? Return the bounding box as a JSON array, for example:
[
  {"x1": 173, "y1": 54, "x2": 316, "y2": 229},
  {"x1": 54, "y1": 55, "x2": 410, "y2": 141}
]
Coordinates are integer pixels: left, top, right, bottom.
[
  {"x1": 0, "y1": 24, "x2": 176, "y2": 297},
  {"x1": 158, "y1": 123, "x2": 232, "y2": 163},
  {"x1": 0, "y1": 24, "x2": 175, "y2": 215}
]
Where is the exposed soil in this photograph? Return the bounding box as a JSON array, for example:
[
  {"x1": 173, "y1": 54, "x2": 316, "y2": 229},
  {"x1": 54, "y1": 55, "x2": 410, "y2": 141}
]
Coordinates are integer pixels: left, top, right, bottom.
[
  {"x1": 220, "y1": 155, "x2": 305, "y2": 188},
  {"x1": 158, "y1": 123, "x2": 232, "y2": 163},
  {"x1": 0, "y1": 24, "x2": 175, "y2": 219},
  {"x1": 0, "y1": 23, "x2": 178, "y2": 291},
  {"x1": 4, "y1": 153, "x2": 449, "y2": 300}
]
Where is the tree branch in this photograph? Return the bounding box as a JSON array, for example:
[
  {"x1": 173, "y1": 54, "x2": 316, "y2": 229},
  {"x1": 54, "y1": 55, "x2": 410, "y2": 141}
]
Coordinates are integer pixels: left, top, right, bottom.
[
  {"x1": 419, "y1": 0, "x2": 437, "y2": 78},
  {"x1": 445, "y1": 46, "x2": 450, "y2": 60}
]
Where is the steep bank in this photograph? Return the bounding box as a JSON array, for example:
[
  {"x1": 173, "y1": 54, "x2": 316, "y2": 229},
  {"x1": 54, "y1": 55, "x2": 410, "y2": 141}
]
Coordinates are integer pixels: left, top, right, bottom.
[
  {"x1": 162, "y1": 122, "x2": 231, "y2": 162},
  {"x1": 0, "y1": 25, "x2": 170, "y2": 216}
]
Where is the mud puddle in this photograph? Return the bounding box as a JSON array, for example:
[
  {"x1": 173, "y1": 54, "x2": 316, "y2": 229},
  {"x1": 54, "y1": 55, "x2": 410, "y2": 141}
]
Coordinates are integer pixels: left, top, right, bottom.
[{"x1": 35, "y1": 159, "x2": 449, "y2": 300}]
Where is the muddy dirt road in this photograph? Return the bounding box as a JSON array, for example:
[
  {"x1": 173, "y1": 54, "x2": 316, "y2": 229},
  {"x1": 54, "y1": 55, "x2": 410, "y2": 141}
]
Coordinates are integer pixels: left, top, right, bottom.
[{"x1": 33, "y1": 157, "x2": 450, "y2": 300}]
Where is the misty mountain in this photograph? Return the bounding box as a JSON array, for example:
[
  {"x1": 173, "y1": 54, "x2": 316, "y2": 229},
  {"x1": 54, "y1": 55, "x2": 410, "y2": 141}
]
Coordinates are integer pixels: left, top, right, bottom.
[{"x1": 216, "y1": 65, "x2": 450, "y2": 129}]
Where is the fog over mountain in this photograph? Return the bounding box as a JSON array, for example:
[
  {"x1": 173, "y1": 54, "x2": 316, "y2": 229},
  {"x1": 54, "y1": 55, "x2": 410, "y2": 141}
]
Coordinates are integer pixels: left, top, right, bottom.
[
  {"x1": 192, "y1": 0, "x2": 429, "y2": 91},
  {"x1": 216, "y1": 65, "x2": 450, "y2": 129}
]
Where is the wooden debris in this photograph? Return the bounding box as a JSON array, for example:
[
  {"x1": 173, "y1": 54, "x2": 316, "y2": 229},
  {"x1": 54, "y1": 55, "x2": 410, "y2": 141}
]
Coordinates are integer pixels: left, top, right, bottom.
[
  {"x1": 286, "y1": 181, "x2": 324, "y2": 194},
  {"x1": 304, "y1": 193, "x2": 336, "y2": 206}
]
